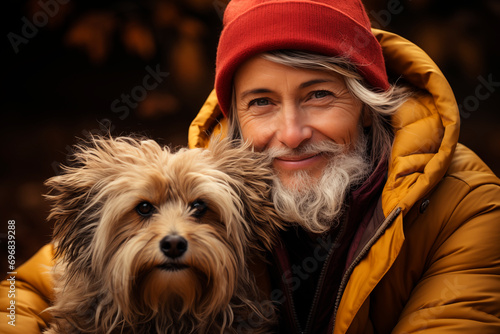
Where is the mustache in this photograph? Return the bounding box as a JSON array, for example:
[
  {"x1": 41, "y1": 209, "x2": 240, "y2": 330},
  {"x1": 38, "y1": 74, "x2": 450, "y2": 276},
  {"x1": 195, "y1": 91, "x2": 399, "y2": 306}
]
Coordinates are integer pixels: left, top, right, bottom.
[{"x1": 263, "y1": 141, "x2": 348, "y2": 159}]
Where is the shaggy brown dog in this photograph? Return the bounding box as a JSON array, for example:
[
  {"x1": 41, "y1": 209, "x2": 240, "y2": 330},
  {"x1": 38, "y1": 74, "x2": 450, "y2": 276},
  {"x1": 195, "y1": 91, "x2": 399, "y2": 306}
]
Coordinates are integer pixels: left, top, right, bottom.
[{"x1": 43, "y1": 136, "x2": 284, "y2": 334}]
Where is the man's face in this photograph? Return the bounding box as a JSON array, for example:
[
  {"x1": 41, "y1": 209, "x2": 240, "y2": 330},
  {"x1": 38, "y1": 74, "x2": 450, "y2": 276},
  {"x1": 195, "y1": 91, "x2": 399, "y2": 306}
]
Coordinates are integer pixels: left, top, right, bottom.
[{"x1": 234, "y1": 55, "x2": 368, "y2": 189}]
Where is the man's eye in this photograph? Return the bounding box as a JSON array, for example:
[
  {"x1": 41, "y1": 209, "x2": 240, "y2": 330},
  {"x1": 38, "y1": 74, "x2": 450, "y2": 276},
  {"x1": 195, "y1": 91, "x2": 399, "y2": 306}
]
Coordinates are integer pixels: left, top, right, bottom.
[
  {"x1": 313, "y1": 90, "x2": 333, "y2": 99},
  {"x1": 249, "y1": 98, "x2": 270, "y2": 107}
]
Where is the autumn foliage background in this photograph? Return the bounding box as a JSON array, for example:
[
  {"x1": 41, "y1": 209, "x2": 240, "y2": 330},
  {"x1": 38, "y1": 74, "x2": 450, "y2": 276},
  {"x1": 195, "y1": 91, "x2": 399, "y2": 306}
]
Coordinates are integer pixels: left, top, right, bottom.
[{"x1": 1, "y1": 0, "x2": 499, "y2": 273}]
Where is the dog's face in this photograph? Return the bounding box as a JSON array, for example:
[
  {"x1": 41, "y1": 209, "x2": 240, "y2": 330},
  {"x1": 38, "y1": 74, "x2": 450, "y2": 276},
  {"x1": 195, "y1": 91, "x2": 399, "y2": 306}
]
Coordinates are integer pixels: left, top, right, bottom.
[{"x1": 45, "y1": 136, "x2": 282, "y2": 324}]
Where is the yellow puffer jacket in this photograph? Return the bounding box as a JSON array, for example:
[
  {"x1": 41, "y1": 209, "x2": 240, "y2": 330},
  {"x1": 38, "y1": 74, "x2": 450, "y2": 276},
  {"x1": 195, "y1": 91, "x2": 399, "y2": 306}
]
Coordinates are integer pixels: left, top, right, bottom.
[{"x1": 1, "y1": 29, "x2": 499, "y2": 333}]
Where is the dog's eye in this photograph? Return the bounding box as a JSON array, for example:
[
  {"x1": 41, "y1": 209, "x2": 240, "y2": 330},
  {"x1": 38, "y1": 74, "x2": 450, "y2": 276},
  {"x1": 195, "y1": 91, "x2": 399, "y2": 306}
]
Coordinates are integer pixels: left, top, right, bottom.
[
  {"x1": 136, "y1": 201, "x2": 155, "y2": 217},
  {"x1": 190, "y1": 199, "x2": 208, "y2": 218}
]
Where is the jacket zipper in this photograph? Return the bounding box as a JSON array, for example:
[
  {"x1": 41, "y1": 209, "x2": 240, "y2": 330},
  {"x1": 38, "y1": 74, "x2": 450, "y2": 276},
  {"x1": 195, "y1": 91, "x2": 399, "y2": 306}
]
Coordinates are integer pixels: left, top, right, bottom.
[
  {"x1": 286, "y1": 273, "x2": 304, "y2": 333},
  {"x1": 277, "y1": 218, "x2": 346, "y2": 334},
  {"x1": 330, "y1": 206, "x2": 402, "y2": 333},
  {"x1": 303, "y1": 219, "x2": 347, "y2": 334},
  {"x1": 274, "y1": 244, "x2": 304, "y2": 333}
]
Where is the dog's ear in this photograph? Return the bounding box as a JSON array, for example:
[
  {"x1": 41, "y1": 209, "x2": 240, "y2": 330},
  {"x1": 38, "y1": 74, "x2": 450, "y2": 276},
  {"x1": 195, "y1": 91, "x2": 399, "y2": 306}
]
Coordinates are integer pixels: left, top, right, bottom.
[
  {"x1": 207, "y1": 139, "x2": 285, "y2": 251},
  {"x1": 45, "y1": 136, "x2": 131, "y2": 262}
]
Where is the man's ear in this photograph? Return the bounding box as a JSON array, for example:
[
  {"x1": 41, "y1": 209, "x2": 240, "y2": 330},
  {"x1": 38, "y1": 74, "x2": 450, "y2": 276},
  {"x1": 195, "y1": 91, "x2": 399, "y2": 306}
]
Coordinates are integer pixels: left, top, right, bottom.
[{"x1": 362, "y1": 104, "x2": 372, "y2": 127}]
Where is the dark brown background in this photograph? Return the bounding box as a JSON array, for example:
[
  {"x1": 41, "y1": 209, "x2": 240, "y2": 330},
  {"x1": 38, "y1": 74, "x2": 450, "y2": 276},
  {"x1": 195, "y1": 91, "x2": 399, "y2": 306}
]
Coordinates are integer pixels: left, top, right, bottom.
[{"x1": 1, "y1": 0, "x2": 499, "y2": 274}]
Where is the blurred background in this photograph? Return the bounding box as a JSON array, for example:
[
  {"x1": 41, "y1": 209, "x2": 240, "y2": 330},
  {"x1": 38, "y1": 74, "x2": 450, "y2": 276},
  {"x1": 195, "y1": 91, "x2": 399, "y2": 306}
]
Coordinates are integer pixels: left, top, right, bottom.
[{"x1": 1, "y1": 0, "x2": 499, "y2": 274}]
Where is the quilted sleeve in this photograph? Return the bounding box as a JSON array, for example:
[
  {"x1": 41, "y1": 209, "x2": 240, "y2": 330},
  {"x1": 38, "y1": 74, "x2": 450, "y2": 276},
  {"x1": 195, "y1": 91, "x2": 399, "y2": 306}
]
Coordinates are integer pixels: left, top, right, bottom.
[
  {"x1": 0, "y1": 244, "x2": 55, "y2": 333},
  {"x1": 393, "y1": 182, "x2": 500, "y2": 333}
]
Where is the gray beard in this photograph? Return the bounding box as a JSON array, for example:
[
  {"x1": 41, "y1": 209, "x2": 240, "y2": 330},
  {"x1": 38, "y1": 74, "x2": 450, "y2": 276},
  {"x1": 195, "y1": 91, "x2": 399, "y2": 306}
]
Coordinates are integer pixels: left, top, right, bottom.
[{"x1": 268, "y1": 134, "x2": 371, "y2": 234}]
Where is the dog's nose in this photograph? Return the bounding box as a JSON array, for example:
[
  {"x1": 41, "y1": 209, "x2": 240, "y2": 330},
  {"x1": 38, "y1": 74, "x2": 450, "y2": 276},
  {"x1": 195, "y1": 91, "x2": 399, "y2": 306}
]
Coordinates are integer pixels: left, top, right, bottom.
[{"x1": 160, "y1": 235, "x2": 188, "y2": 258}]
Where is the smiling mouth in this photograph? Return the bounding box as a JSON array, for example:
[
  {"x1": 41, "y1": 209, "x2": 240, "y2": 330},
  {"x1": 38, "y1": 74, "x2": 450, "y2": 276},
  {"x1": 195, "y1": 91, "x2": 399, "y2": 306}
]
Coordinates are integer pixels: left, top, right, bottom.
[
  {"x1": 272, "y1": 152, "x2": 326, "y2": 173},
  {"x1": 157, "y1": 263, "x2": 190, "y2": 272},
  {"x1": 276, "y1": 153, "x2": 321, "y2": 161}
]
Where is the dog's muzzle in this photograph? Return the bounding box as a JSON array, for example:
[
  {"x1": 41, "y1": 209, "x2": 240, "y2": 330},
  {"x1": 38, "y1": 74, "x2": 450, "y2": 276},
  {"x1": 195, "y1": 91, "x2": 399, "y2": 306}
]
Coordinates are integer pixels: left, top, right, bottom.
[
  {"x1": 160, "y1": 235, "x2": 188, "y2": 259},
  {"x1": 157, "y1": 235, "x2": 190, "y2": 271}
]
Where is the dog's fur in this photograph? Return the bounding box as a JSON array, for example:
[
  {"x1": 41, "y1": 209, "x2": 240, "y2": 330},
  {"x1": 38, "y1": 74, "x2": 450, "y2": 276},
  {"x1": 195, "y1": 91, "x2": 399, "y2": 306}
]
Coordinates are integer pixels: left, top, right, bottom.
[{"x1": 43, "y1": 136, "x2": 284, "y2": 334}]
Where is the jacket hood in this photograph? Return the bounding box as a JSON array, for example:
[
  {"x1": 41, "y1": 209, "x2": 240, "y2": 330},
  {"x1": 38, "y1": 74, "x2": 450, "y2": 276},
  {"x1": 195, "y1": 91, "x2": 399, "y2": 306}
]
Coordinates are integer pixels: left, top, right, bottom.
[{"x1": 188, "y1": 28, "x2": 460, "y2": 217}]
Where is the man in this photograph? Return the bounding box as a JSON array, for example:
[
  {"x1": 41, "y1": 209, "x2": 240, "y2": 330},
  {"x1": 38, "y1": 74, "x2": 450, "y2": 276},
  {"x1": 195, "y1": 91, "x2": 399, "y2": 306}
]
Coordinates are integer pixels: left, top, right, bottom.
[
  {"x1": 189, "y1": 1, "x2": 500, "y2": 333},
  {"x1": 2, "y1": 0, "x2": 500, "y2": 333}
]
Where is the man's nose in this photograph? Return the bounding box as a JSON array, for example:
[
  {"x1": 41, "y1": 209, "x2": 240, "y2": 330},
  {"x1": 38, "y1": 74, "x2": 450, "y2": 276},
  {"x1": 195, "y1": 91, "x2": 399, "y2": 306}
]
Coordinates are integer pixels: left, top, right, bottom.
[{"x1": 275, "y1": 105, "x2": 312, "y2": 149}]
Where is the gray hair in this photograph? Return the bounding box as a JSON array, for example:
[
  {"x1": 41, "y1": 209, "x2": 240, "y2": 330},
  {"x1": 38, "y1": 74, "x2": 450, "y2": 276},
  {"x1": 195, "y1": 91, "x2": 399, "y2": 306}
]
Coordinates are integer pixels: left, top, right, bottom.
[{"x1": 227, "y1": 50, "x2": 412, "y2": 165}]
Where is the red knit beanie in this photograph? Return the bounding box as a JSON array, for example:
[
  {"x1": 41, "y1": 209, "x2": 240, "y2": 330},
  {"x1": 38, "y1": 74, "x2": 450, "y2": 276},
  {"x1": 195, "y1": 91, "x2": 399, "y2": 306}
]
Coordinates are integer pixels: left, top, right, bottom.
[{"x1": 215, "y1": 0, "x2": 390, "y2": 116}]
